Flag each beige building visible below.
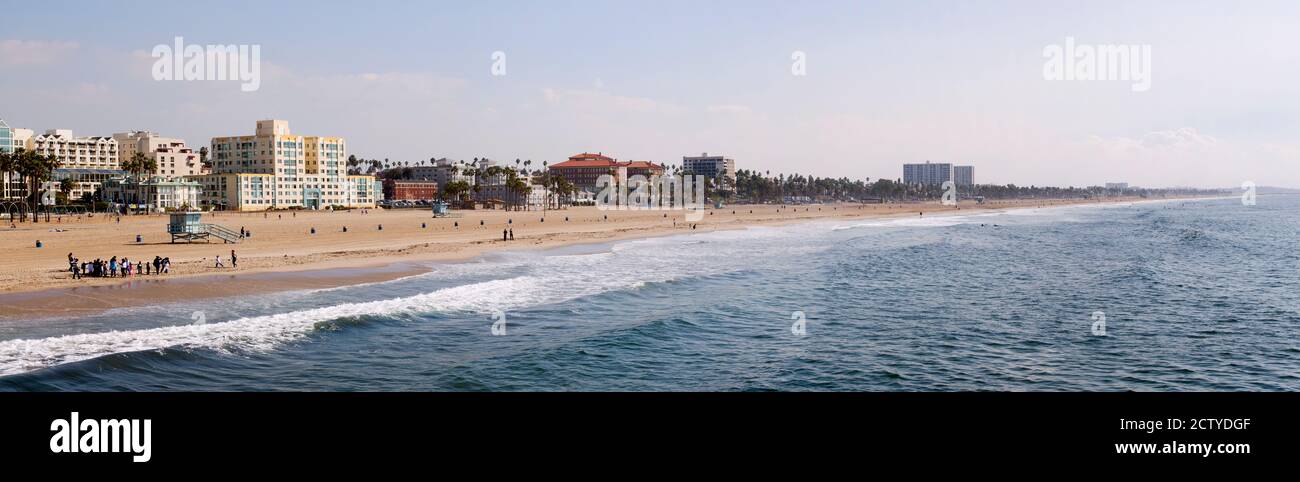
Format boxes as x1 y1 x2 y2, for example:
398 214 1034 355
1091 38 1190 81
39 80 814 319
113 131 206 178
192 120 380 210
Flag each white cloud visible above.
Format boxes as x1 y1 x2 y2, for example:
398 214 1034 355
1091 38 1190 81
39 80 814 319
0 40 79 66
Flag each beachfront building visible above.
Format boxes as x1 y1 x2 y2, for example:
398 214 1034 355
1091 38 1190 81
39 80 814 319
193 120 381 210
113 131 206 178
102 177 202 211
471 182 548 210
32 129 119 169
682 153 736 188
28 129 121 200
624 160 666 180
0 118 11 155
954 165 975 187
0 118 16 201
408 158 475 190
549 153 628 193
383 179 439 201
2 127 35 201
903 162 953 186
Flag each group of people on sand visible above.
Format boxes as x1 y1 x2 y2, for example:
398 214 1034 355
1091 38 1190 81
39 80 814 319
68 253 171 279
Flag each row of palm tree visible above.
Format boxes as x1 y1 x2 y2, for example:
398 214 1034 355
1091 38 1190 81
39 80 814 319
116 152 160 215
0 148 63 222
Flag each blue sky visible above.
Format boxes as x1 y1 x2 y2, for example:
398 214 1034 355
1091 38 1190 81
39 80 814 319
1 0 1297 187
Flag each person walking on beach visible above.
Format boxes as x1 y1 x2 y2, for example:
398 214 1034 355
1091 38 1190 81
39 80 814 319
163 257 171 273
231 250 238 268
509 228 514 241
153 256 161 275
503 228 508 241
215 254 225 268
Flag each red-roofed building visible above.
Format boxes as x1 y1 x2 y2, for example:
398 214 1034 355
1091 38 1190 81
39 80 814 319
550 153 667 193
623 160 665 179
550 152 626 192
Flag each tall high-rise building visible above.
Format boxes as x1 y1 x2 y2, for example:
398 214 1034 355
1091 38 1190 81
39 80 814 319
954 165 974 186
903 162 953 186
682 153 736 187
192 120 379 210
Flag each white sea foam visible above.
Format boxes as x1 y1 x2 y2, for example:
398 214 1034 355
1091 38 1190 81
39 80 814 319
0 234 749 376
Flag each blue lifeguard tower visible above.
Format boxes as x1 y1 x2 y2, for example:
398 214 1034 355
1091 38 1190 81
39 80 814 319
169 211 241 243
432 201 461 218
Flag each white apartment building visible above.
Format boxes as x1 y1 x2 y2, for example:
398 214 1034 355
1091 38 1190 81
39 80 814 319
29 129 121 200
682 153 737 188
113 131 206 178
102 177 202 212
193 120 380 210
31 129 119 170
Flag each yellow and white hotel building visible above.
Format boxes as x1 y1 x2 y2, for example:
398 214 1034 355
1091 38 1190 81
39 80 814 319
189 120 381 210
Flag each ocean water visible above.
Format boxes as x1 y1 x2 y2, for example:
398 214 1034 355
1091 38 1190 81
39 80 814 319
1 196 1298 391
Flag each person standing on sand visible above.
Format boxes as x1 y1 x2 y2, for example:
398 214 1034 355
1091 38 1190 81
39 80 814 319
231 250 238 268
503 229 508 241
153 256 161 275
509 228 514 241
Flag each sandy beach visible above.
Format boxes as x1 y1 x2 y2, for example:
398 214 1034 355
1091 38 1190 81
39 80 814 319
0 197 1158 318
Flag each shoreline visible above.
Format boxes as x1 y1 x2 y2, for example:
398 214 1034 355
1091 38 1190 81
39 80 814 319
0 196 1213 319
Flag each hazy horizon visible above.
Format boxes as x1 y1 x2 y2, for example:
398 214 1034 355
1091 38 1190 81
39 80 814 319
1 0 1297 189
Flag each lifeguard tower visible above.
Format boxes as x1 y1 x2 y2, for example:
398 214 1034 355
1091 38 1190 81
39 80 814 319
431 201 461 218
168 212 241 243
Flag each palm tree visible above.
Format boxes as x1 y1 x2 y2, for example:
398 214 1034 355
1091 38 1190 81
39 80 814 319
58 178 76 204
0 150 14 202
510 176 530 211
14 150 60 222
119 152 157 213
